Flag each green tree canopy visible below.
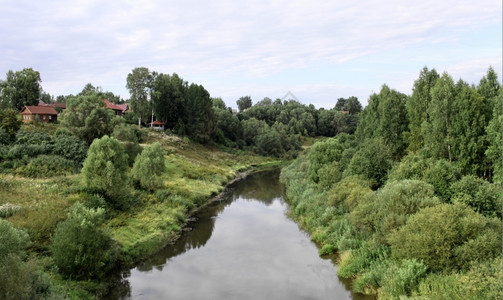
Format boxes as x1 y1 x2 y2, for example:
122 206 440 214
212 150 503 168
236 96 253 112
126 67 153 126
61 94 120 144
50 202 118 280
132 142 166 190
81 135 129 203
0 68 42 110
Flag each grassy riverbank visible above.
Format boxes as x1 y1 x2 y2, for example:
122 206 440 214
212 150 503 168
0 128 281 299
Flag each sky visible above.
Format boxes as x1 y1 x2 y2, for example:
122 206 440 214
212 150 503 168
0 0 501 109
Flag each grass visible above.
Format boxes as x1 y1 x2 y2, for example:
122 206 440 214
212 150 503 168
1 126 282 297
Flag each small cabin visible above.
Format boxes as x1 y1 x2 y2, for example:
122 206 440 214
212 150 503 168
104 99 129 116
148 120 165 130
20 106 58 123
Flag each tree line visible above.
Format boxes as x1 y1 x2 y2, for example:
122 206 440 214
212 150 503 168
280 66 502 299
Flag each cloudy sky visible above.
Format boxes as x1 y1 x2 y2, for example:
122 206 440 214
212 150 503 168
1 0 501 108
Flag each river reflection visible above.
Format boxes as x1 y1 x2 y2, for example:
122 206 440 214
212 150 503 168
106 170 372 300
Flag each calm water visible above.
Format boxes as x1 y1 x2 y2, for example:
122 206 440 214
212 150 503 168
106 169 372 300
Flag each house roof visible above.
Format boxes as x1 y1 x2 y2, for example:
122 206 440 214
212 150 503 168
148 121 165 125
38 101 66 109
104 99 128 112
52 102 67 109
21 106 58 115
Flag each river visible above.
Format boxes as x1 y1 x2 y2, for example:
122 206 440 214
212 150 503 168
106 169 372 299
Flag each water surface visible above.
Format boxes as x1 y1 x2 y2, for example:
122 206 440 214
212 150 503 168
107 170 371 300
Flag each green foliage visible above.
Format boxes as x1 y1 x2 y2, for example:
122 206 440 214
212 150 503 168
236 95 253 112
422 72 456 161
416 258 502 300
308 134 356 183
16 155 78 178
82 135 130 204
112 123 140 143
387 152 430 181
126 67 153 126
50 202 118 280
389 203 501 272
423 159 461 201
379 259 428 299
406 67 439 152
345 138 394 189
132 142 165 190
0 109 22 139
450 175 501 217
184 83 215 143
61 94 119 143
52 134 88 165
0 219 31 261
485 90 502 184
0 68 42 110
350 180 440 244
338 242 390 278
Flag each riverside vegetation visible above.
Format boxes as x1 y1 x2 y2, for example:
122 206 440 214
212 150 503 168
0 66 501 299
281 67 502 299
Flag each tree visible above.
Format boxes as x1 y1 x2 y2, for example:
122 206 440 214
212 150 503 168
236 96 252 112
151 73 187 132
345 138 394 189
81 135 129 203
449 81 487 175
0 109 21 139
0 68 42 110
422 72 456 161
50 202 118 280
185 84 215 142
61 94 119 143
126 67 153 126
132 142 165 190
406 67 439 152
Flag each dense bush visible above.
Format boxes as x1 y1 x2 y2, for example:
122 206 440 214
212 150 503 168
345 138 394 189
389 203 501 272
82 135 129 203
450 175 501 218
52 134 88 165
350 180 441 244
423 159 461 201
16 155 78 178
50 202 118 280
132 142 165 190
0 219 31 260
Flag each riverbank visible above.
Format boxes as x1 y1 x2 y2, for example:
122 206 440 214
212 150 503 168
280 142 502 300
0 129 283 299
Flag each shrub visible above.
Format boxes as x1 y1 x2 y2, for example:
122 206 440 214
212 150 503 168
50 202 118 280
52 134 88 165
132 142 165 190
423 159 461 201
344 138 394 189
389 203 501 272
379 259 428 298
0 219 31 261
82 135 129 203
0 128 10 145
450 175 502 218
338 242 390 279
0 108 21 139
350 180 441 244
16 155 78 178
112 123 140 143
